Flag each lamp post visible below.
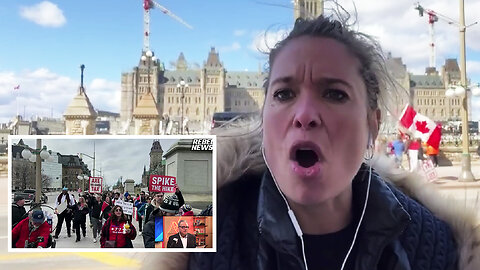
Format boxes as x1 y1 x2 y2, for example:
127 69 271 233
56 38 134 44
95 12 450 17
78 141 96 177
448 0 479 181
446 83 480 182
21 139 52 203
77 174 89 192
176 80 188 134
141 50 156 94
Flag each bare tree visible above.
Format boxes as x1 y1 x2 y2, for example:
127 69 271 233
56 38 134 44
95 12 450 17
42 174 52 190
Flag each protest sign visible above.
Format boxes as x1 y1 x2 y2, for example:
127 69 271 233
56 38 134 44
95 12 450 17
421 159 438 182
114 200 134 215
149 175 176 193
89 177 103 194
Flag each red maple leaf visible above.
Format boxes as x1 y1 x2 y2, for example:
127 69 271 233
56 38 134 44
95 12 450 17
415 121 430 133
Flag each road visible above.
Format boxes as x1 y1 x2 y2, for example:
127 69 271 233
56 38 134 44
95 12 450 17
43 192 145 248
2 163 480 269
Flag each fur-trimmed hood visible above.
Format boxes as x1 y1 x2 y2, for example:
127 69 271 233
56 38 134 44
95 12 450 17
141 124 480 269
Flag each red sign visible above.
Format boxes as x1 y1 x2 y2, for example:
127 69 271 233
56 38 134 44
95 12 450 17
149 175 176 193
89 177 103 194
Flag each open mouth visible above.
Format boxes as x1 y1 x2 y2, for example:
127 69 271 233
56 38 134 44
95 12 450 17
296 149 319 168
290 142 322 168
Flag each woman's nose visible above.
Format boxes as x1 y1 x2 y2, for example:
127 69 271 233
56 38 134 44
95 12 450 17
292 95 321 130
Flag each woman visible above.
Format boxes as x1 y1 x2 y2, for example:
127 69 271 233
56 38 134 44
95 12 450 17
72 197 89 242
146 15 479 270
100 205 136 248
145 17 480 270
100 196 112 224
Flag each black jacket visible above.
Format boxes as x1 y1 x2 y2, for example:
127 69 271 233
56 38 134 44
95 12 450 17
143 208 162 248
189 164 457 270
72 204 89 223
12 203 26 228
91 199 102 219
167 233 196 248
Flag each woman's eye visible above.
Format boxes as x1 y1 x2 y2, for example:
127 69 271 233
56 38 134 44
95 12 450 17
324 89 348 102
273 88 295 101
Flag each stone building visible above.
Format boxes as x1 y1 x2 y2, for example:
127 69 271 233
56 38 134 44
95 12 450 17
293 0 324 20
141 140 165 187
120 48 266 134
59 154 90 190
410 59 463 122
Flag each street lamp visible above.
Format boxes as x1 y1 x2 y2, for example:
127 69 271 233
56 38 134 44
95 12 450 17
453 0 479 182
21 139 52 203
176 80 188 134
78 141 96 177
77 174 89 192
141 50 156 94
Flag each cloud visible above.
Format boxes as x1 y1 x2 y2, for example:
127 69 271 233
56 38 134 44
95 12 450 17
218 42 241 53
250 29 290 54
233 29 247 37
467 61 480 78
20 1 66 27
0 69 120 124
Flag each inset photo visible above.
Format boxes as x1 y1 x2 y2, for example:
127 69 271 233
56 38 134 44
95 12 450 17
8 135 215 252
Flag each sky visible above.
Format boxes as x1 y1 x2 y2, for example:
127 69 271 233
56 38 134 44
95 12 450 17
0 0 480 123
17 138 177 187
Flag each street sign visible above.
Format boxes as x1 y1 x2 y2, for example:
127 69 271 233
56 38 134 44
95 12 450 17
89 177 103 194
149 175 176 193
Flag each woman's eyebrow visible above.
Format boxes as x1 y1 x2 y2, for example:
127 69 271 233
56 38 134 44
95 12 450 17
270 76 294 86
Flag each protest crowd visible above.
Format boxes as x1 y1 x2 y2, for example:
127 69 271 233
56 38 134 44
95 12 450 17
12 183 213 248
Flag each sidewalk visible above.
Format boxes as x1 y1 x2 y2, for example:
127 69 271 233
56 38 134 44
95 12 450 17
431 162 480 189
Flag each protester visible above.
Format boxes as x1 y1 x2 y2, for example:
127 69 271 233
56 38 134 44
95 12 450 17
407 136 421 172
72 197 89 242
426 143 440 167
166 220 196 248
181 15 479 270
391 134 405 168
12 210 50 248
180 204 194 216
143 194 181 248
90 194 102 243
135 191 147 234
145 192 162 223
100 196 113 224
12 195 26 228
124 192 134 222
100 205 136 248
54 187 75 239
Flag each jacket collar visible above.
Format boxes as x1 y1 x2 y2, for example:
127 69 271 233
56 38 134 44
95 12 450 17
257 164 411 266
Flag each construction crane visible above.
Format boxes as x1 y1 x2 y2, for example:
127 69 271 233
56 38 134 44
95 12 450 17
414 3 455 69
414 2 478 70
142 0 193 53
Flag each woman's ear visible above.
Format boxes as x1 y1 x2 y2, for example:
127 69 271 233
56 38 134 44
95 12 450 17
369 109 381 142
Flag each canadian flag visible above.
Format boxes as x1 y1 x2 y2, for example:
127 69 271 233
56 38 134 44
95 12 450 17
399 105 442 150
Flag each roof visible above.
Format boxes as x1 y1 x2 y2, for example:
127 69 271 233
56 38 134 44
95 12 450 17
226 71 266 89
410 75 444 89
164 70 201 85
205 47 222 68
97 110 120 117
132 92 160 117
443 59 460 73
64 88 97 118
385 57 407 79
